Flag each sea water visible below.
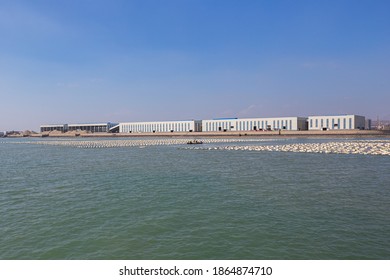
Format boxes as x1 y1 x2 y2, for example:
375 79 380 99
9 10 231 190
1 137 389 259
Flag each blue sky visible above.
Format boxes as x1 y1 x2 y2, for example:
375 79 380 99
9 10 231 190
1 0 389 131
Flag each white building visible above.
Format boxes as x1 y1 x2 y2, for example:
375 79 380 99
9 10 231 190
202 117 308 132
40 114 369 134
308 115 366 130
118 120 202 133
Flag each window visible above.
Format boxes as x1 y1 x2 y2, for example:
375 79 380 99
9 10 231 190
310 119 313 128
315 119 318 128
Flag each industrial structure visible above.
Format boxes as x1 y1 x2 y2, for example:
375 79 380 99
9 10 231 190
202 117 308 132
117 120 202 133
40 122 118 133
40 115 370 134
307 115 366 130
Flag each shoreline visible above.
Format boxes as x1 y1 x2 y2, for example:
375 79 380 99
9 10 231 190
9 129 390 138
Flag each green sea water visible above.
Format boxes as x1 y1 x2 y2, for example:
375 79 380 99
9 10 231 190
1 137 389 259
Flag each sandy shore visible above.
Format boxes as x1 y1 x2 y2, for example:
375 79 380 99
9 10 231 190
31 129 390 138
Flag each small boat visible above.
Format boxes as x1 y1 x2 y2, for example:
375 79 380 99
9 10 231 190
187 140 203 145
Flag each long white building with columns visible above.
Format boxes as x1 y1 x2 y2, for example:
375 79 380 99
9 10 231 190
40 114 370 134
308 115 366 130
118 120 202 133
202 117 308 132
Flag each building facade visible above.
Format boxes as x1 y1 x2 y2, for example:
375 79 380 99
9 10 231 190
365 119 372 130
119 120 202 133
67 123 118 133
40 114 369 134
202 117 308 132
308 115 366 130
40 122 117 133
40 124 68 133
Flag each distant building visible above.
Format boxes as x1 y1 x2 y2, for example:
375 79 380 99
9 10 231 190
67 122 118 133
202 117 308 132
372 119 390 130
40 122 118 133
118 120 202 133
40 114 369 134
365 119 372 130
40 124 68 133
308 115 365 130
0 131 5 137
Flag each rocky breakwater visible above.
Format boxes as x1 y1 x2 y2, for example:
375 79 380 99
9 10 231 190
185 140 390 156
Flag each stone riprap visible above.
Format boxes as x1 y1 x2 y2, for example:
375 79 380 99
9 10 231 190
185 140 390 156
4 139 390 156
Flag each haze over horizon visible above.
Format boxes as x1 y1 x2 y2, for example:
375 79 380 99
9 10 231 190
1 0 389 131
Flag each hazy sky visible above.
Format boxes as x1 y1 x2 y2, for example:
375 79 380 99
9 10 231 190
1 0 389 131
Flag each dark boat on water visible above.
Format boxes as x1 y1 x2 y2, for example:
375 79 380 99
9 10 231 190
187 140 203 144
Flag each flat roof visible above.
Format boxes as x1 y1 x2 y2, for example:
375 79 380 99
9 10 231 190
40 124 66 127
41 122 118 128
308 115 364 118
212 118 238 120
68 123 114 126
204 116 306 121
119 120 196 124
